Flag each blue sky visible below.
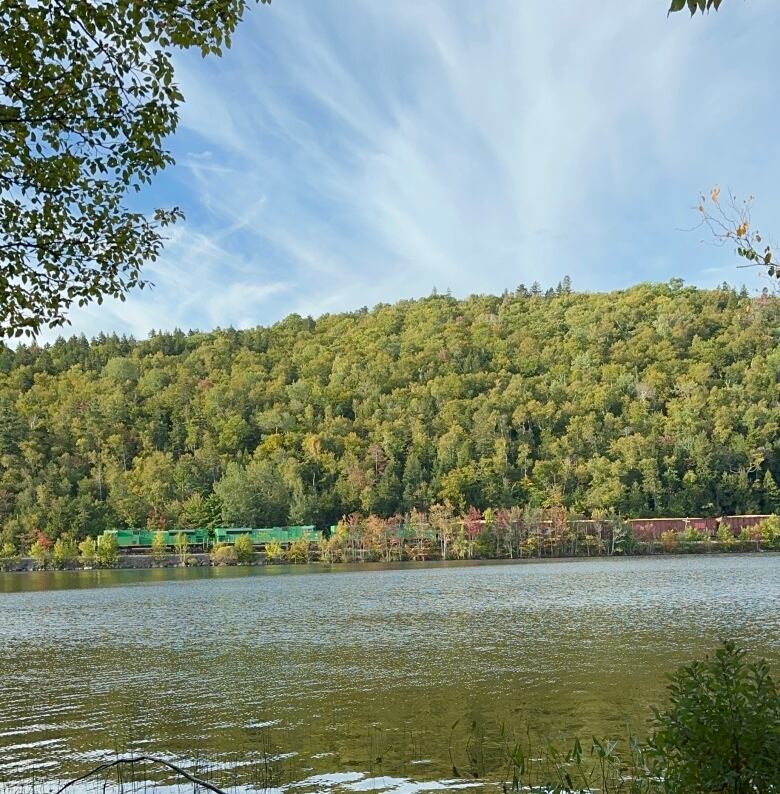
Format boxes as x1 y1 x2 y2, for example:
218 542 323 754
47 0 780 342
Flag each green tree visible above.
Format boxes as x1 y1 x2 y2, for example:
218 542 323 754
650 640 780 794
179 493 219 529
78 535 97 566
28 530 52 569
233 534 255 564
127 451 177 527
264 539 284 563
215 460 289 527
715 522 735 548
151 530 167 562
96 532 118 567
0 284 777 531
762 470 780 513
429 502 454 560
287 537 310 564
0 0 270 337
52 533 78 568
174 530 188 564
29 539 49 568
0 541 17 570
757 514 780 549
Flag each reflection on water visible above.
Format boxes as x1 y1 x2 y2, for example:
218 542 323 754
1 555 778 789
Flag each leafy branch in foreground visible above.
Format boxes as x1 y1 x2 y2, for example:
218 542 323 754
0 1 269 338
696 186 779 280
668 0 724 15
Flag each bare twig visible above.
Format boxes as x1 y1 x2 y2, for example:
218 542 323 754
54 755 228 794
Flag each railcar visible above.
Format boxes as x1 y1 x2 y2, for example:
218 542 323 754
100 528 210 550
97 525 323 552
212 525 322 546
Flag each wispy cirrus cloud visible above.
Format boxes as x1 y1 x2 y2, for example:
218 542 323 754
40 0 780 343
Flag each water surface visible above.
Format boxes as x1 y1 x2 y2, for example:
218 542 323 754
1 555 778 790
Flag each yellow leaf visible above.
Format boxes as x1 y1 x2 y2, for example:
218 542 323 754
711 186 721 202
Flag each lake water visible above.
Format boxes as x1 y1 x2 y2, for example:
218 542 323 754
1 555 778 792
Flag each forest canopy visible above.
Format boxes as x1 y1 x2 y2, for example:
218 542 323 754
0 281 778 547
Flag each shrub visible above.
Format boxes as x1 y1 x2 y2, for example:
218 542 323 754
174 531 189 563
738 526 758 548
151 530 167 562
287 537 310 564
522 534 539 557
650 640 780 794
264 539 284 563
498 642 779 794
757 514 780 549
53 534 79 568
210 543 237 566
715 522 735 547
78 536 97 566
29 538 52 569
680 526 707 544
317 537 332 563
581 534 603 556
0 542 18 571
96 533 118 567
659 529 678 552
233 534 256 564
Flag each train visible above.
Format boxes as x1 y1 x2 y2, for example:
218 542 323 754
604 514 770 541
96 514 771 554
98 525 323 552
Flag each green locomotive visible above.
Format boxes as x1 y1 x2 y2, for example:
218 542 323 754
96 525 322 552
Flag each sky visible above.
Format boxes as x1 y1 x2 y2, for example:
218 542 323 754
41 0 780 342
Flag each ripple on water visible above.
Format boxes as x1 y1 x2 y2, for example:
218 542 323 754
0 555 778 788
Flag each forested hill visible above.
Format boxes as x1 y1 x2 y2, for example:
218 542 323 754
1 281 779 544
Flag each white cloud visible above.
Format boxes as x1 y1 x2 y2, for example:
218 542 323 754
38 0 780 342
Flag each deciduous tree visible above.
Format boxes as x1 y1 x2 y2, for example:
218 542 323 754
0 0 269 337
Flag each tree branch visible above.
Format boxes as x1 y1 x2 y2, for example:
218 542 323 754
54 754 228 794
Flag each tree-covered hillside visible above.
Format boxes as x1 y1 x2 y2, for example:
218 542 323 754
1 281 778 546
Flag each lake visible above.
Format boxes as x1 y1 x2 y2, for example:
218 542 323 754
1 555 778 792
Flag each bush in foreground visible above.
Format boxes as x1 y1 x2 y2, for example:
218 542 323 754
650 640 779 794
499 641 779 794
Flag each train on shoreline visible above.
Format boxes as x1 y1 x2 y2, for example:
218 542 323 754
96 514 771 553
98 525 323 552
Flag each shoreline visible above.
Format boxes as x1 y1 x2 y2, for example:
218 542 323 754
1 543 775 574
